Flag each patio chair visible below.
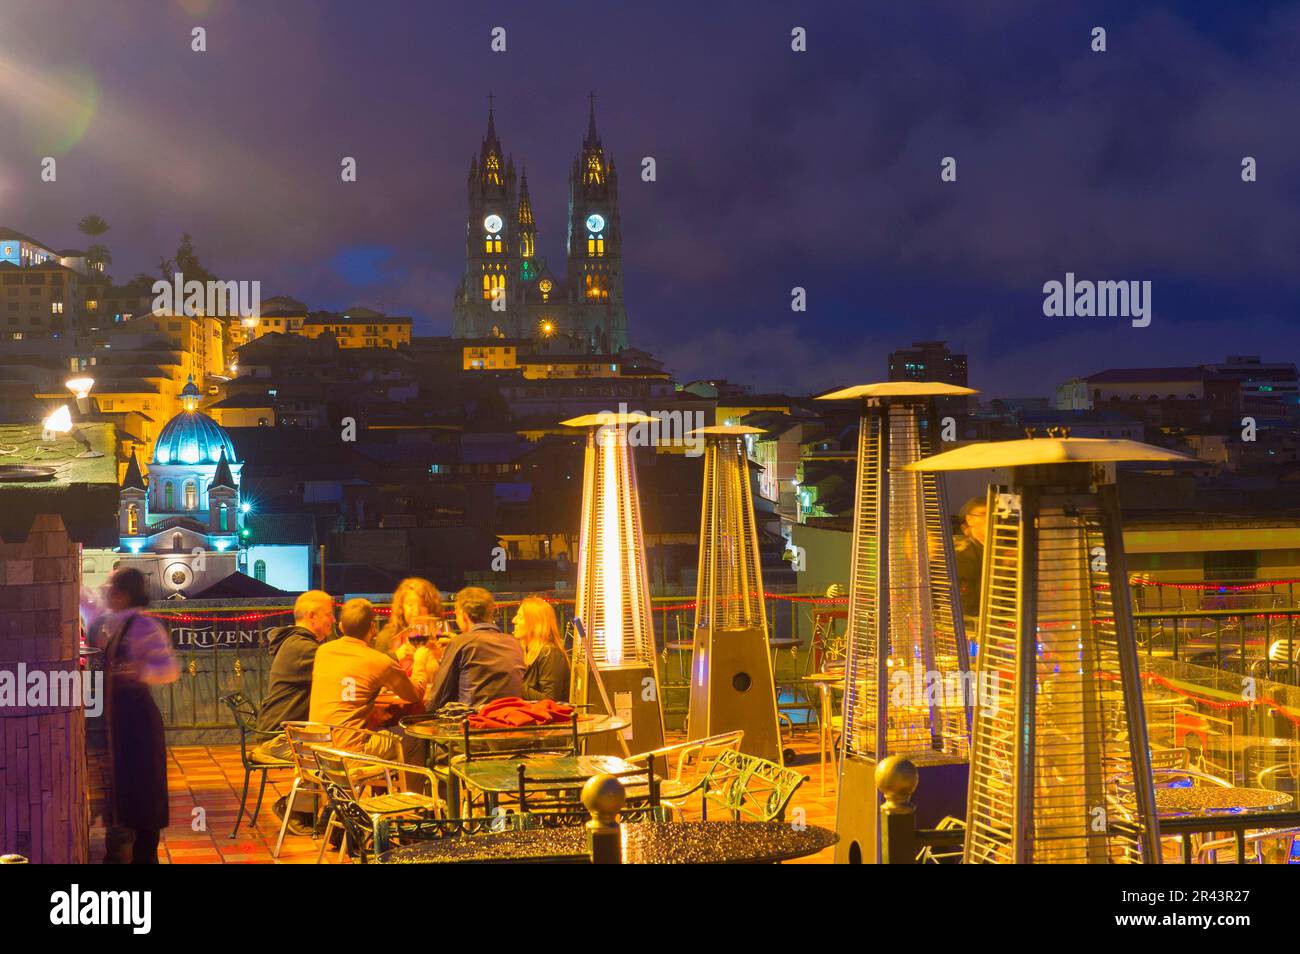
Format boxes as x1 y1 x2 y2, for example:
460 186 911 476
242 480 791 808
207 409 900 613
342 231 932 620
219 691 294 838
272 721 393 858
698 749 808 824
450 715 582 817
512 755 662 829
312 747 447 863
626 730 744 818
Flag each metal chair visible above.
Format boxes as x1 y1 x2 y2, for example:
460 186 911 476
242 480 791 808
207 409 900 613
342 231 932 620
312 747 446 864
698 749 808 823
512 756 661 829
219 691 294 838
626 730 744 817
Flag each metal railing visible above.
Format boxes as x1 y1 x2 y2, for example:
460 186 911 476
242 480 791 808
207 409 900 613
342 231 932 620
1133 607 1300 684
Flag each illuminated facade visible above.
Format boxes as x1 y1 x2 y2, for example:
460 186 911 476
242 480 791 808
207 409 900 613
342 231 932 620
112 377 243 598
453 99 629 352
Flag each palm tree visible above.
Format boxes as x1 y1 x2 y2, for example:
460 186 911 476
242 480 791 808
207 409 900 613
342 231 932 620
77 214 111 271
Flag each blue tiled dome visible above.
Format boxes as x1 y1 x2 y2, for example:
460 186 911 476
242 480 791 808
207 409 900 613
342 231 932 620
153 379 238 466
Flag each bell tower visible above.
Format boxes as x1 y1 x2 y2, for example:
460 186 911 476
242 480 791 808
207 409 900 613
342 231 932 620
566 94 628 353
454 97 522 339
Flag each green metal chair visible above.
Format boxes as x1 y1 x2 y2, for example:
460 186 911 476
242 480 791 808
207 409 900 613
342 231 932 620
219 691 294 838
698 749 808 823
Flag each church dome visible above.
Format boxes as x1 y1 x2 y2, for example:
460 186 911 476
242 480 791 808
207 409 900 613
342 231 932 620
152 377 238 466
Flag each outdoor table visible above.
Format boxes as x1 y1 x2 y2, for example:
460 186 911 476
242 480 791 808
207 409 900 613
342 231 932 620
1154 785 1292 815
802 672 844 796
375 820 838 864
402 715 630 811
402 713 627 744
452 752 638 816
1204 734 1300 754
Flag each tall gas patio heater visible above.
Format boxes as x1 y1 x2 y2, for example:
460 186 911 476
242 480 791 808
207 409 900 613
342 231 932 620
563 412 665 756
907 433 1186 863
688 425 782 762
817 382 977 864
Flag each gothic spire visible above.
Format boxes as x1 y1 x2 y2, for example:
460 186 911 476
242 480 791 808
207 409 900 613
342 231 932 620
122 447 145 491
211 449 235 490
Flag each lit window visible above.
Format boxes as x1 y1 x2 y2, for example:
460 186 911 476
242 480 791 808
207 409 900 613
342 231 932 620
587 234 604 257
184 480 198 510
485 234 502 254
127 505 139 535
254 560 267 582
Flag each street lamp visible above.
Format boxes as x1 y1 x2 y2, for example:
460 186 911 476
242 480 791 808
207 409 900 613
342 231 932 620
65 377 94 415
42 405 103 459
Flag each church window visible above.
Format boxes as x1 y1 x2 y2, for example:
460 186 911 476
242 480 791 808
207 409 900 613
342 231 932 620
127 505 139 535
585 273 608 302
585 153 603 185
484 233 502 254
172 532 183 551
484 153 502 185
253 560 267 583
164 482 174 510
520 233 534 258
482 273 506 301
184 480 198 510
587 233 605 257
219 502 229 532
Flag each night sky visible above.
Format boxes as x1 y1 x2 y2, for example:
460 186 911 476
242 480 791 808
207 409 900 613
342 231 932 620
4 0 1300 397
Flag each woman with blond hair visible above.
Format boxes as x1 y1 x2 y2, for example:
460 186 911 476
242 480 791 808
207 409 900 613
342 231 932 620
513 596 570 702
376 577 445 675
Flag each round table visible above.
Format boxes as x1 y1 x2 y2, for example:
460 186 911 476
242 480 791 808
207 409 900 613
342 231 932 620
1154 786 1292 815
401 713 628 743
376 820 838 865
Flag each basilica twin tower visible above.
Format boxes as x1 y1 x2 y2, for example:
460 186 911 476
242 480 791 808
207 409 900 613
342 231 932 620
452 98 629 353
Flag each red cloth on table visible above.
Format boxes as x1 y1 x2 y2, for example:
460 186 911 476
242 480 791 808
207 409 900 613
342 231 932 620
467 696 574 729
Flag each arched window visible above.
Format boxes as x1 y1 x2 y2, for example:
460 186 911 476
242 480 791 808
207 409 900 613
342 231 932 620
164 481 174 510
253 560 267 583
184 479 198 510
481 273 506 301
219 502 229 532
587 233 604 257
484 234 502 254
172 532 183 551
127 505 139 535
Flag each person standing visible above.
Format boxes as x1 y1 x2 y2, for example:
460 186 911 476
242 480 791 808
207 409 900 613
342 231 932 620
513 596 570 702
98 568 179 864
954 496 988 627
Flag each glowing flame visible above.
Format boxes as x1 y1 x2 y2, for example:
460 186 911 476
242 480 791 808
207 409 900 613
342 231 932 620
601 426 623 664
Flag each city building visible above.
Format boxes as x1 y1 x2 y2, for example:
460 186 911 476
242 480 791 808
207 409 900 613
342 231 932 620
93 376 310 598
888 340 969 387
453 99 629 352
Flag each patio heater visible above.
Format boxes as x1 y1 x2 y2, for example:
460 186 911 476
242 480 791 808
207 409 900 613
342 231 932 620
817 382 976 864
907 434 1187 863
563 412 665 756
688 425 782 762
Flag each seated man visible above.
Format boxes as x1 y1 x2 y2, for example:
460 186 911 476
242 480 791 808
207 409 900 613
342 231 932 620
253 590 336 832
428 587 525 711
309 598 430 764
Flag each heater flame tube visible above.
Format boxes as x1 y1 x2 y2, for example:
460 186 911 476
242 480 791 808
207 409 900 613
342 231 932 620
600 425 624 665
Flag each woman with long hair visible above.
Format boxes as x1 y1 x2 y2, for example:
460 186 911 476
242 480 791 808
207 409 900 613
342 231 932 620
512 596 570 702
98 568 179 863
375 577 445 674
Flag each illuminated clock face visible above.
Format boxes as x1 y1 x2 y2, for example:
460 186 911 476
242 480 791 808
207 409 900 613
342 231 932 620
483 214 503 234
585 213 605 233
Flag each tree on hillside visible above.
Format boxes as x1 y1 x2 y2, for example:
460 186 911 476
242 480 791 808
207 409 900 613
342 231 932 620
77 214 111 271
174 233 218 284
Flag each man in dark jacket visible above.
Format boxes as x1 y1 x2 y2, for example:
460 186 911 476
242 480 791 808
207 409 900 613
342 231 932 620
953 497 987 631
428 587 525 710
253 590 335 832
